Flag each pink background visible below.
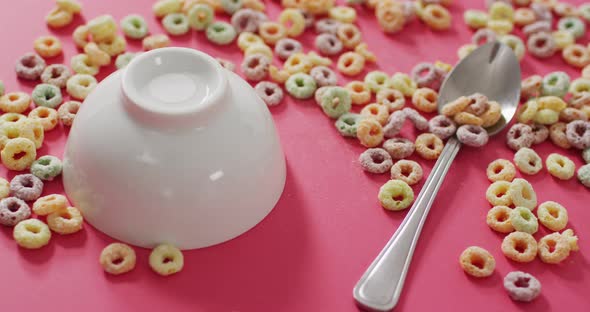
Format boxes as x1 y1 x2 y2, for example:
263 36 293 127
0 0 588 311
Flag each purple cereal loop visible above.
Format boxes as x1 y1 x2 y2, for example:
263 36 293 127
531 3 552 23
310 66 338 87
15 53 46 81
570 92 590 108
274 38 303 61
383 110 407 138
506 123 535 151
358 148 393 174
40 64 72 88
503 271 542 302
0 197 31 226
241 53 270 81
383 138 415 159
466 93 489 116
472 29 497 45
531 124 549 144
457 124 489 147
566 120 590 149
403 107 429 131
315 19 341 35
255 81 284 106
315 33 343 56
231 9 266 33
411 62 437 88
523 21 551 37
527 32 556 58
429 115 457 140
10 174 44 202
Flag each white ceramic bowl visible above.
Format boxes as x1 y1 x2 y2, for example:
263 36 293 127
62 47 286 250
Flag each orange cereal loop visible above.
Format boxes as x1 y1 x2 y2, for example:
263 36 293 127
1 138 36 171
441 96 469 116
46 7 74 28
486 181 512 206
361 104 390 126
486 158 516 182
337 52 366 76
376 3 405 34
28 107 59 132
356 118 384 148
459 246 496 278
258 22 286 46
337 24 362 50
411 88 438 113
32 194 68 216
100 243 137 275
562 44 590 68
47 206 83 234
34 36 63 58
355 43 377 63
501 231 538 263
415 133 444 160
486 206 515 233
454 112 484 126
537 232 572 264
0 92 31 114
346 81 371 105
421 4 451 31
480 101 502 127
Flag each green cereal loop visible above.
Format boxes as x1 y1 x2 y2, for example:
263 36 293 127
121 14 149 39
378 179 414 211
387 72 416 97
32 83 62 108
286 73 317 100
115 52 137 70
557 17 586 40
206 22 237 45
578 164 590 187
320 86 351 119
335 113 362 137
162 13 190 36
499 35 524 60
509 207 539 234
364 71 390 93
583 148 590 164
579 4 590 23
30 155 62 181
221 0 242 15
569 78 590 96
463 9 488 29
0 80 4 97
541 71 570 98
188 4 214 31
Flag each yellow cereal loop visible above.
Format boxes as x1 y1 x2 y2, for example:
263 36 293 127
84 43 111 67
552 31 574 50
489 2 514 21
481 101 502 127
508 178 537 210
47 206 84 235
269 65 290 84
87 15 118 43
242 0 265 11
33 194 69 216
237 32 264 51
20 118 45 149
307 51 332 67
486 181 512 207
72 25 91 49
378 179 414 211
337 23 362 50
0 92 31 114
46 8 73 29
278 9 306 37
355 43 377 63
71 54 99 76
346 81 371 105
284 53 312 74
337 52 366 76
537 201 568 231
545 153 575 180
487 19 513 35
0 123 36 150
422 4 451 31
387 73 417 97
244 43 273 60
0 178 9 199
149 244 184 276
28 107 59 132
56 0 82 14
100 243 137 275
329 6 357 24
301 0 334 15
13 219 51 249
537 96 567 112
434 61 453 73
258 22 286 46
517 99 539 123
153 0 183 18
1 138 36 171
97 36 127 57
533 108 559 125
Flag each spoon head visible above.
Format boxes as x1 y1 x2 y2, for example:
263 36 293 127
438 42 521 136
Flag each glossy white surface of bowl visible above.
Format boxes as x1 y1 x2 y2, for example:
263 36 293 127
62 47 286 250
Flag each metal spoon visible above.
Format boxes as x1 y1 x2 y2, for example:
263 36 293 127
353 42 521 311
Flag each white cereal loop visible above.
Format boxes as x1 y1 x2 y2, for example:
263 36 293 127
508 178 537 211
513 147 542 175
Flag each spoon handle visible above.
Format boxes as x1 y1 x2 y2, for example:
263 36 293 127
353 137 462 311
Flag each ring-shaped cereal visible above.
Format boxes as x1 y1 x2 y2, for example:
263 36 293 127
562 106 590 122
72 25 90 49
411 87 438 113
486 205 514 233
404 108 428 131
383 138 414 159
187 4 214 31
486 180 512 207
486 159 516 182
364 71 389 94
329 6 356 23
552 30 574 51
549 122 571 149
517 100 539 124
358 148 393 174
1 138 36 171
258 22 286 45
415 133 444 160
142 34 171 51
41 64 72 89
501 231 538 263
337 52 365 76
345 81 371 105
335 113 362 137
487 19 514 35
513 147 542 175
100 243 137 275
15 53 46 81
241 53 270 81
489 1 513 21
428 115 456 140
456 125 489 147
388 73 417 97
390 160 423 185
28 107 58 132
459 246 496 278
46 8 73 29
541 74 570 100
546 153 575 180
0 197 31 226
480 101 502 127
278 9 305 37
514 8 535 27
315 33 343 56
336 23 362 50
382 110 406 138
315 18 341 34
47 206 83 235
13 219 51 249
32 84 62 109
506 123 534 151
533 108 559 125
357 118 384 148
320 87 351 119
121 14 150 39
454 112 484 126
10 173 44 201
521 76 542 100
537 201 568 231
237 32 263 51
34 36 62 58
562 44 590 68
503 271 542 302
509 207 538 234
310 66 338 88
286 72 317 100
463 9 488 29
377 88 405 112
254 81 283 107
30 155 62 181
0 92 31 114
421 4 451 31
527 32 557 59
32 194 68 216
566 120 590 149
149 244 184 276
378 179 414 211
58 101 80 127
84 43 111 67
376 3 405 34
537 232 572 264
361 104 389 126
441 96 469 117
508 178 537 210
283 53 312 75
499 35 525 61
355 43 377 63
96 35 127 57
70 54 99 76
66 74 97 100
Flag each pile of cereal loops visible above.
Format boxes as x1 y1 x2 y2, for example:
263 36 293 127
0 0 587 281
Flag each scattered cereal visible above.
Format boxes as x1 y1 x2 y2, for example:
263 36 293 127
47 206 83 235
10 174 43 202
503 271 541 302
486 205 514 233
32 194 68 216
502 231 538 263
514 147 542 175
378 179 414 211
13 219 51 249
0 197 30 227
459 246 496 278
100 243 137 275
149 244 184 276
390 160 423 185
359 148 393 174
486 159 516 182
